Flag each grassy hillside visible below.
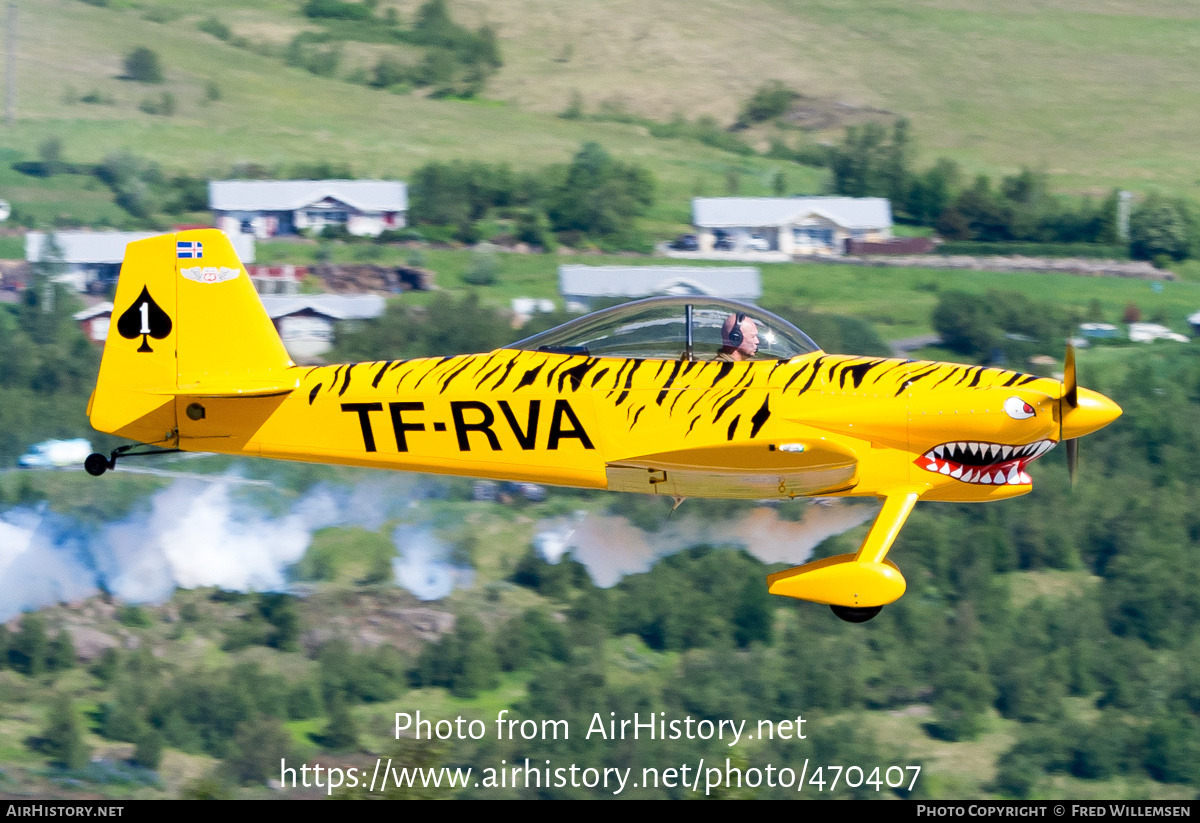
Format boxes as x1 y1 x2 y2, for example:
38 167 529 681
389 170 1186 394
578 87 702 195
0 0 824 233
435 0 1200 196
2 0 1199 233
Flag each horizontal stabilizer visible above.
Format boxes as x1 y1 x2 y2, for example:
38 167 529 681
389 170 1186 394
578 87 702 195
163 379 299 398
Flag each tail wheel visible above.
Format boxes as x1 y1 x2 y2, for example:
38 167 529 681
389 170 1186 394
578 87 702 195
84 453 110 477
830 605 882 623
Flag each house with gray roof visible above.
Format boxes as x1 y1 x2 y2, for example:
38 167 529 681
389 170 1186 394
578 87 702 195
691 196 892 256
26 230 255 292
259 293 386 359
210 180 407 239
559 265 760 311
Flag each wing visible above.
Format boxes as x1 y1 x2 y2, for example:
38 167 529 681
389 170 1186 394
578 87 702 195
604 437 858 499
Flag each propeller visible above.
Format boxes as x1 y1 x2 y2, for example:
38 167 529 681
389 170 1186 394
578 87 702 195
1060 344 1079 485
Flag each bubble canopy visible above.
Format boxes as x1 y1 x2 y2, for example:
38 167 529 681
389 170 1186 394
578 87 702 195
508 297 821 361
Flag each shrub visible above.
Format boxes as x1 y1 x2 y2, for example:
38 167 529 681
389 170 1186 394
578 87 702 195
303 0 374 21
737 80 799 126
138 92 175 116
197 16 231 40
79 88 114 105
462 253 498 286
123 48 164 83
284 34 341 77
370 55 410 89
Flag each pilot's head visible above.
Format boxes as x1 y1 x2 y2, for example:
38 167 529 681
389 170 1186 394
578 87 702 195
720 313 759 360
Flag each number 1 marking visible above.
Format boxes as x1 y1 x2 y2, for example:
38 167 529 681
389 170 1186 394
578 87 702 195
139 302 150 334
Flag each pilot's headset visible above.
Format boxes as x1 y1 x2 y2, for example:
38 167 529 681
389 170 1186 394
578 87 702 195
727 312 747 347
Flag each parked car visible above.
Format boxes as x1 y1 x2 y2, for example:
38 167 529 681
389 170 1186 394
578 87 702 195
744 236 771 252
670 234 699 251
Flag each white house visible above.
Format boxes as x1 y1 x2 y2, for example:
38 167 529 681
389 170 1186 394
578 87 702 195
26 231 255 292
259 294 385 359
210 180 408 239
692 197 892 256
73 302 114 343
559 265 761 311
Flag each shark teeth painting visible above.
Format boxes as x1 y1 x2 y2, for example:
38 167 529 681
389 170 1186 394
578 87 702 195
915 439 1056 485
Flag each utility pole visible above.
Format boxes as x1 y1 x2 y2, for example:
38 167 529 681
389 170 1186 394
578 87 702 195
5 2 14 126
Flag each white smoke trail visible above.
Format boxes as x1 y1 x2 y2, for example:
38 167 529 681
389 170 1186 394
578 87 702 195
0 473 878 619
533 501 879 587
0 472 465 620
391 525 473 601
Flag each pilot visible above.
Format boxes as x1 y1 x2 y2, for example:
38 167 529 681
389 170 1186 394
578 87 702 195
716 313 760 361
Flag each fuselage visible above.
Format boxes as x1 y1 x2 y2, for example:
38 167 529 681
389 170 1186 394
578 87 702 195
177 348 1103 503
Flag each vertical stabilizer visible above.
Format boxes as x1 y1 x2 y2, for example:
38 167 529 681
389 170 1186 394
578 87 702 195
89 229 294 446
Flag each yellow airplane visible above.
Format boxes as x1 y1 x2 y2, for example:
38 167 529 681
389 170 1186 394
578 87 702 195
86 230 1121 622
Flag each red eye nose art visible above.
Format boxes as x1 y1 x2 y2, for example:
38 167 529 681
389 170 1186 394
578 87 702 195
1004 396 1036 420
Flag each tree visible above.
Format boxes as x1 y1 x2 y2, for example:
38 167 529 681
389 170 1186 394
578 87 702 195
882 118 913 211
931 292 997 356
733 576 773 647
930 647 994 741
906 158 960 226
545 142 654 244
413 0 455 43
133 727 164 770
47 629 75 672
10 612 49 676
937 175 1013 241
38 137 66 176
318 695 359 751
830 122 889 198
39 694 91 769
449 615 500 697
1129 194 1191 262
257 593 300 652
124 48 164 83
225 716 292 782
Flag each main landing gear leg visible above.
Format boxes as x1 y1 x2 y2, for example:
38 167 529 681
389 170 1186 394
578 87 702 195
833 489 920 623
767 488 922 623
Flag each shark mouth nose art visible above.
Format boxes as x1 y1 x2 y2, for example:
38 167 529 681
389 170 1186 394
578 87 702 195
914 439 1056 485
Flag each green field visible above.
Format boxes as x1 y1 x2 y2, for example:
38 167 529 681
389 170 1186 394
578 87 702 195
258 239 1200 342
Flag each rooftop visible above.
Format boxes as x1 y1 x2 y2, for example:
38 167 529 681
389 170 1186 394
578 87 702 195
692 197 892 229
560 265 761 300
259 293 385 321
210 180 407 213
26 231 255 265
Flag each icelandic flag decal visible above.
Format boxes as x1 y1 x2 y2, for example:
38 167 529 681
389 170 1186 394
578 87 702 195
176 241 203 259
